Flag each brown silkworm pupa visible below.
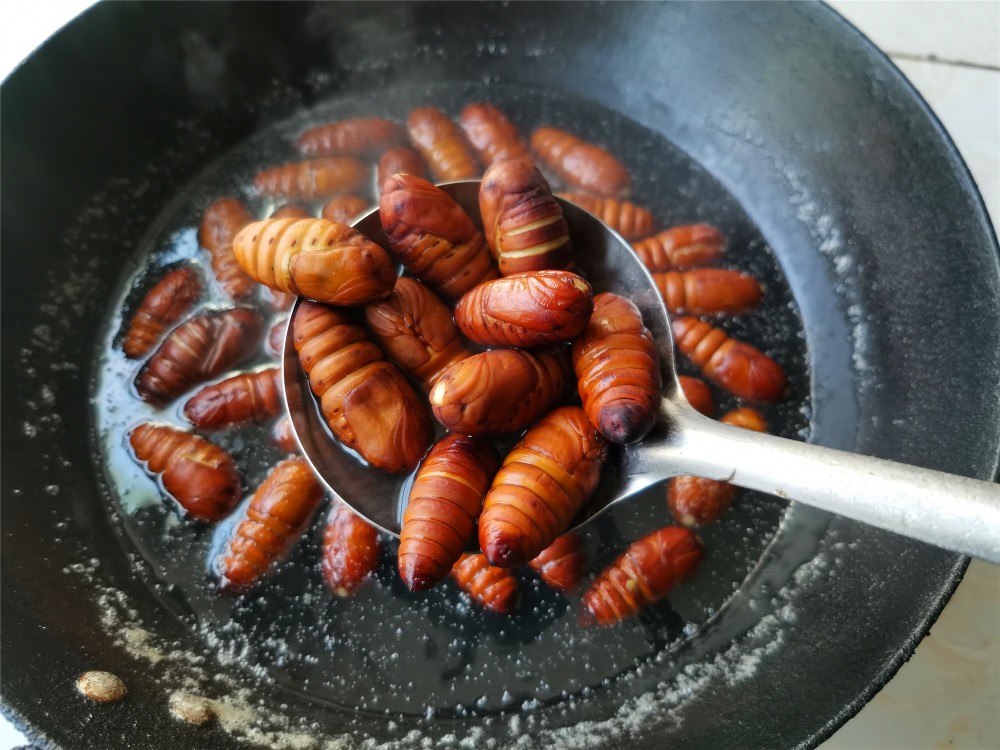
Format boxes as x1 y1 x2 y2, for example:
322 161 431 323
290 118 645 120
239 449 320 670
478 406 607 567
398 434 500 591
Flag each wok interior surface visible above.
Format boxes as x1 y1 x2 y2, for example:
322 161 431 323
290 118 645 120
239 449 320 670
2 3 998 749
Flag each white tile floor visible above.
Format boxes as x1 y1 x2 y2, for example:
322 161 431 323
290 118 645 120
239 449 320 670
830 0 1000 227
831 0 1000 69
1 3 998 748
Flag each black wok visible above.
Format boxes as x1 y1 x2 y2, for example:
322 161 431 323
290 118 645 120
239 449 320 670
2 3 998 748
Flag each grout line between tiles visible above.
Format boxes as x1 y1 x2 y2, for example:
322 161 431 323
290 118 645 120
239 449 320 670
885 51 1000 72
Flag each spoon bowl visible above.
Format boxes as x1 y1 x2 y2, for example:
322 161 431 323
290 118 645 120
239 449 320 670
281 180 676 536
283 180 1000 561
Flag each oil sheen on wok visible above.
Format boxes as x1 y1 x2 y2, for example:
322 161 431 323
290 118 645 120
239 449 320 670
91 81 810 717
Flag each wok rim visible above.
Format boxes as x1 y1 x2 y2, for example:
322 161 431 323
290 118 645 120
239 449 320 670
799 4 997 746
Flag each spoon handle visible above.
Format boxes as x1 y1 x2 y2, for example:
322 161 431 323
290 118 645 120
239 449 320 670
631 402 1000 563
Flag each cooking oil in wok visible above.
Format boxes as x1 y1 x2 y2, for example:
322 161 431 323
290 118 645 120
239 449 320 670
91 81 812 719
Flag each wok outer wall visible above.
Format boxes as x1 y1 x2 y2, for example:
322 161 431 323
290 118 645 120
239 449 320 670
1 3 998 749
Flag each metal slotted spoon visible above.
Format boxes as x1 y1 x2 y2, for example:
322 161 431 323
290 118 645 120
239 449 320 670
283 180 1000 563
